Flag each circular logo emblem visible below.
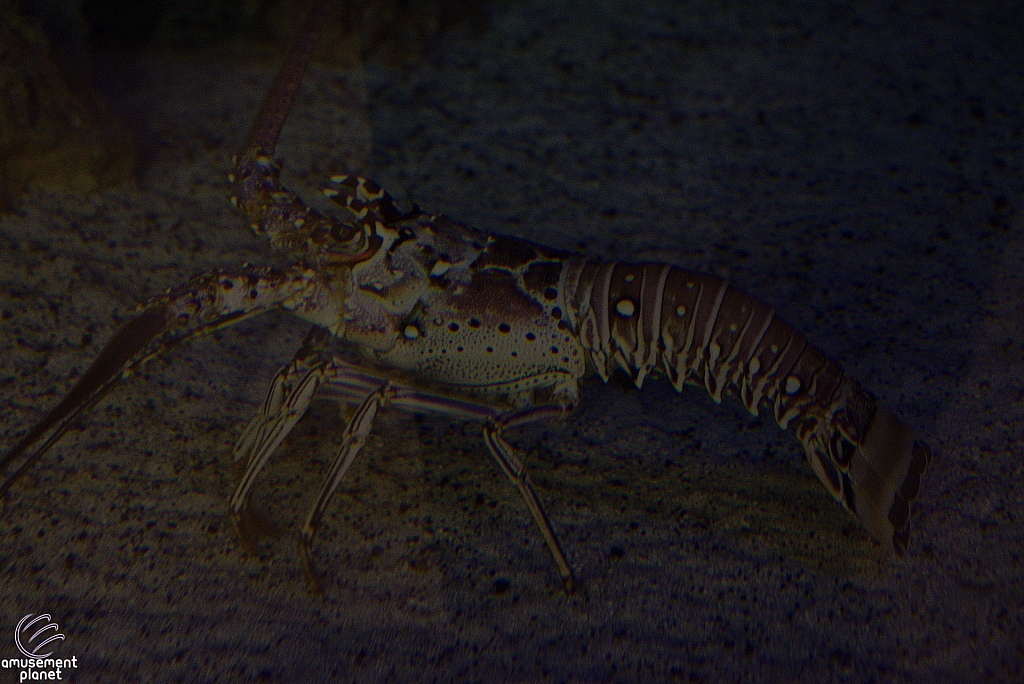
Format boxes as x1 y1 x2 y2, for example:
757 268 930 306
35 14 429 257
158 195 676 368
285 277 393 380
15 614 65 659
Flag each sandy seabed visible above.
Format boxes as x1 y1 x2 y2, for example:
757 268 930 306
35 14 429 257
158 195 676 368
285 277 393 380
1 1 1022 682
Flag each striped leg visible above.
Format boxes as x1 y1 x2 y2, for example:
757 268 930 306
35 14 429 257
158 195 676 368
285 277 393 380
230 327 333 514
483 404 577 592
297 359 584 590
299 382 395 593
231 349 581 590
231 354 506 529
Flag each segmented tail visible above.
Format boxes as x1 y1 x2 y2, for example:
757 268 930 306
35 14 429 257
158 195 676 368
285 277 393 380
565 260 932 554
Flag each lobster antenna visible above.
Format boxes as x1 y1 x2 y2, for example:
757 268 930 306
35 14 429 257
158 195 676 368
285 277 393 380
245 0 336 156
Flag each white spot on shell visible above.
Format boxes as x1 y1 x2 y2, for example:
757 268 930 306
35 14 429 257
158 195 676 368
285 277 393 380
625 274 635 282
615 299 635 317
676 305 686 317
322 188 339 198
728 323 737 332
748 357 761 375
785 376 801 394
404 325 420 339
330 175 348 183
770 344 779 354
430 261 452 277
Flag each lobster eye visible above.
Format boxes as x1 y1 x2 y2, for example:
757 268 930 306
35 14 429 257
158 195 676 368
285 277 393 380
330 222 363 250
326 220 383 264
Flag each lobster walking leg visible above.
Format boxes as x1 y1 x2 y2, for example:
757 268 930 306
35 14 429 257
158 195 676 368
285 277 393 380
483 404 577 591
229 343 582 588
230 349 506 516
230 329 333 512
299 382 395 592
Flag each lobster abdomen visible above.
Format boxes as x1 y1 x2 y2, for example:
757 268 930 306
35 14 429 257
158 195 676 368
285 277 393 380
565 260 931 555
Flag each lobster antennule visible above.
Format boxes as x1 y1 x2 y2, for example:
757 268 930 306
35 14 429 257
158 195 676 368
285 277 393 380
570 260 932 553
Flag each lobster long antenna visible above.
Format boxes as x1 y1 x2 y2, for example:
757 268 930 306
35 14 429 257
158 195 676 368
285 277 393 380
245 0 336 156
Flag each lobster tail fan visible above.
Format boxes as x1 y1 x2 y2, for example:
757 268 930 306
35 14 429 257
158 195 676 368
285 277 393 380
795 378 933 555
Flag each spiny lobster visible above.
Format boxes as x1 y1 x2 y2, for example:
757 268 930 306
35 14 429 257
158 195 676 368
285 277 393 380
0 0 931 592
